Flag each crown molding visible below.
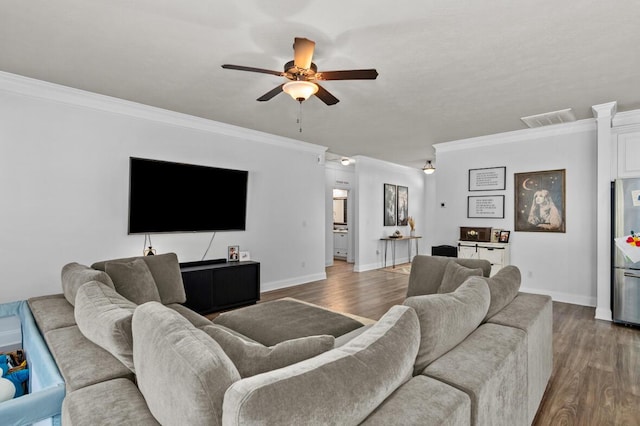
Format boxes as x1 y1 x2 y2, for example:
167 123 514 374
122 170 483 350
0 71 327 155
434 119 596 154
613 109 640 128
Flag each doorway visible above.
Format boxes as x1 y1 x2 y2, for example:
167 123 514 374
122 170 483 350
332 188 354 268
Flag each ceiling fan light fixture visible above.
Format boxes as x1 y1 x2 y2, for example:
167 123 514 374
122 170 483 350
341 157 351 166
283 81 318 102
423 160 435 175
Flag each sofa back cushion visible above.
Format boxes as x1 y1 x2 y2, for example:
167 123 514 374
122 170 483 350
93 253 186 305
61 262 115 306
404 278 490 375
437 261 484 294
406 255 491 297
74 281 137 371
201 324 335 377
103 258 161 305
133 302 240 426
480 265 521 320
222 305 419 426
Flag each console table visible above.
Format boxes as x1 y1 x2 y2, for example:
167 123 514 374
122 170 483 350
180 260 260 315
380 236 422 268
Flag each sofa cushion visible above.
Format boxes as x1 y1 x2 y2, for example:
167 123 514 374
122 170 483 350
133 302 240 426
61 262 115 306
423 323 528 426
74 281 137 372
437 261 483 294
93 253 186 304
406 255 491 297
62 378 160 426
404 278 490 375
361 375 471 426
104 258 161 305
487 292 553 424
478 265 522 320
28 294 76 333
167 303 213 328
222 305 420 426
44 325 134 392
201 324 335 377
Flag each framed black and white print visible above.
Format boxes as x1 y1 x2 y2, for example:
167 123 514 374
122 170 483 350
397 186 408 226
469 167 506 191
384 184 397 226
467 195 505 219
514 169 566 233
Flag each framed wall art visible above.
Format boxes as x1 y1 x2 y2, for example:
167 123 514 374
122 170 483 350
383 183 397 226
467 195 505 219
469 166 506 191
514 169 566 233
397 185 408 226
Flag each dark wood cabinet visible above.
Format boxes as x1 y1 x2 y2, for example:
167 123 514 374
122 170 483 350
180 260 260 315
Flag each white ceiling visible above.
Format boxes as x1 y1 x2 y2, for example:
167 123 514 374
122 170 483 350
1 1 639 168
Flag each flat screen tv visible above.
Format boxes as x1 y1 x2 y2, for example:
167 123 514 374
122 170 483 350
128 157 248 234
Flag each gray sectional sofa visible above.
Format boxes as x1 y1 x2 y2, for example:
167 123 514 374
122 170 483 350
27 253 552 425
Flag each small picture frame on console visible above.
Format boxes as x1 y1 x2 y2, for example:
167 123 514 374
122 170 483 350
228 245 240 262
239 251 250 261
499 231 510 243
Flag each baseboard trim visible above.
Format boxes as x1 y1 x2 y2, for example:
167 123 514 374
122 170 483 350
261 272 327 293
595 307 613 322
520 286 596 307
355 257 411 273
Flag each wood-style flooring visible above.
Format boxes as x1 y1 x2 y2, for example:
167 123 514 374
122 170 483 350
255 260 640 426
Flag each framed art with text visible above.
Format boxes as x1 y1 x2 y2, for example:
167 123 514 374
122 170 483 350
469 166 506 191
384 183 397 226
514 169 566 232
467 195 505 219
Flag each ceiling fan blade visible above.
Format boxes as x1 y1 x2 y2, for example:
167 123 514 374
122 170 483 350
293 37 315 70
314 83 339 105
222 64 285 77
257 84 284 101
315 69 379 80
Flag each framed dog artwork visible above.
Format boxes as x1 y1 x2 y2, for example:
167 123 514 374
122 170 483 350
514 169 566 233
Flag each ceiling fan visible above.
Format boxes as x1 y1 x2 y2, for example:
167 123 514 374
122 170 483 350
222 37 378 105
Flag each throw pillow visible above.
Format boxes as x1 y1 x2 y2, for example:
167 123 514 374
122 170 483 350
437 261 483 294
74 281 137 372
132 302 240 426
480 265 522 321
104 258 161 305
201 324 335 377
222 305 420 426
61 262 115 306
404 278 490 375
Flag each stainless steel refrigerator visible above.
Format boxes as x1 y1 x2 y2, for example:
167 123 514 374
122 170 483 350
613 178 640 326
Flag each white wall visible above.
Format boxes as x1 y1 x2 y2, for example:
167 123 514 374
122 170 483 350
431 121 598 306
354 156 426 271
0 73 327 303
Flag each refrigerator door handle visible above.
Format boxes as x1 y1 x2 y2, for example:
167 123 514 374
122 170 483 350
623 271 640 279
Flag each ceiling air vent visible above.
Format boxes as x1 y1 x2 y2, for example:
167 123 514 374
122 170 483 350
520 108 576 128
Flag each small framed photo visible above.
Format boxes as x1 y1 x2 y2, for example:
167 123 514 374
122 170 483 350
491 228 502 243
239 251 250 261
499 231 511 243
228 245 240 262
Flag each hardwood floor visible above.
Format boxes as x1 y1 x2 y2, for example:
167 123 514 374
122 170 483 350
257 260 640 426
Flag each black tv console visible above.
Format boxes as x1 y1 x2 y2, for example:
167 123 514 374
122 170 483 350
180 260 260 315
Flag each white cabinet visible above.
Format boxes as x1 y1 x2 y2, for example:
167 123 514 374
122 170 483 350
617 131 640 178
334 232 348 258
457 241 510 276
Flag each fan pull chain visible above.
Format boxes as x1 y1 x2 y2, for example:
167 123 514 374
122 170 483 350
297 101 303 132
